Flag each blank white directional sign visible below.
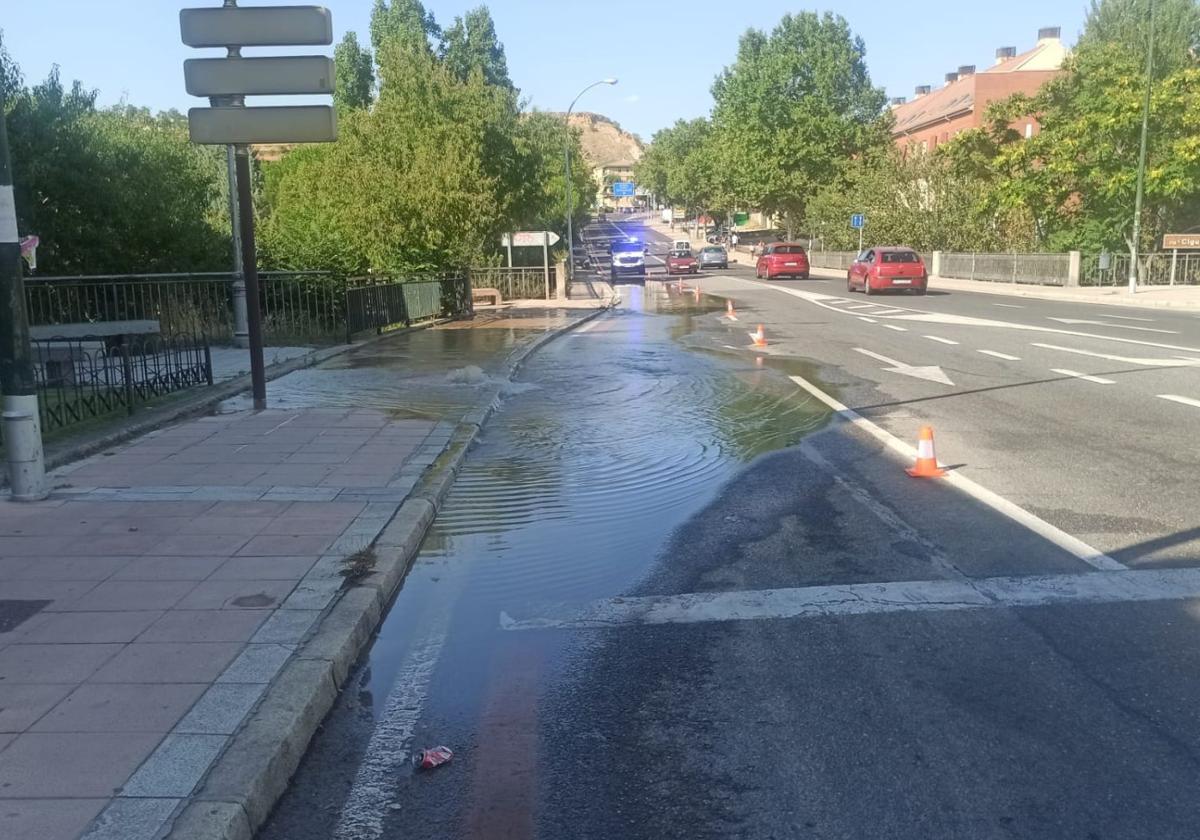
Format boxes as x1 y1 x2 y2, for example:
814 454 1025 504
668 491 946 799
185 56 334 97
188 105 337 145
180 6 333 48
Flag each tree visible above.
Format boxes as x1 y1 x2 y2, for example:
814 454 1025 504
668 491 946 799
709 12 890 232
370 0 440 58
1079 0 1200 74
636 118 729 221
0 30 21 104
334 31 374 112
440 6 513 90
5 67 227 274
509 111 595 238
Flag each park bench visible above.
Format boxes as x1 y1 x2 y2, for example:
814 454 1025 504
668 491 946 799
471 287 503 306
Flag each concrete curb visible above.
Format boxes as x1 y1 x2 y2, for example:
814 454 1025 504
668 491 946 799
163 304 611 840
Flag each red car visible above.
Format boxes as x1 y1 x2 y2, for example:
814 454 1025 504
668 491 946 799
847 247 928 295
755 243 809 280
666 249 699 275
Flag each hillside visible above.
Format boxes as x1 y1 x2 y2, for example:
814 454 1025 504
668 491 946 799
562 112 644 168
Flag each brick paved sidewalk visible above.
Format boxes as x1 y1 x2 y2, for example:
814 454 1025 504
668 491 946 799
0 407 451 840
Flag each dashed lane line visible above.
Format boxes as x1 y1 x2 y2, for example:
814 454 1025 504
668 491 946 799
1029 342 1200 368
784 372 1124 572
859 317 878 323
993 303 1024 309
924 335 960 345
1051 368 1117 385
1158 394 1200 409
883 324 908 332
979 350 1021 361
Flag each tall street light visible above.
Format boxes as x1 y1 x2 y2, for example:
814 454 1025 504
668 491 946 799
564 78 617 287
1128 0 1156 294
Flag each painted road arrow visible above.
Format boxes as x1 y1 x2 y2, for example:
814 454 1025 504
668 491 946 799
854 347 955 385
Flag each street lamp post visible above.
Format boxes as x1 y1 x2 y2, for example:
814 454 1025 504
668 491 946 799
1128 0 1156 294
564 78 617 287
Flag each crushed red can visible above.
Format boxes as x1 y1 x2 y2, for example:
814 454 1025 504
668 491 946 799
414 746 453 770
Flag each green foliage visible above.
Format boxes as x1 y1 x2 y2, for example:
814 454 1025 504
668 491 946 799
370 0 441 60
4 65 228 275
1080 0 1200 75
636 118 728 219
709 12 890 228
510 110 594 235
0 30 21 104
440 6 513 90
334 31 374 112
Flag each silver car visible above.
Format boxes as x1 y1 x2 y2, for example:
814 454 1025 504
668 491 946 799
697 245 729 271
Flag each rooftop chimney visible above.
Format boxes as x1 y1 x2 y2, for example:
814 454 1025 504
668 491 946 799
995 46 1017 64
890 96 907 106
914 84 931 97
1038 26 1061 41
944 72 959 84
957 65 976 76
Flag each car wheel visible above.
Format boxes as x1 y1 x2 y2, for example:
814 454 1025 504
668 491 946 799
913 287 927 296
800 272 810 280
864 280 873 296
847 276 855 292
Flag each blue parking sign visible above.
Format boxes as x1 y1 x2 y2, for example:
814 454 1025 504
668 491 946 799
850 213 865 229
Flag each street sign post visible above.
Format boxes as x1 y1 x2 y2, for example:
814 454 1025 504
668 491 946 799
182 2 336 411
851 213 866 250
502 232 562 296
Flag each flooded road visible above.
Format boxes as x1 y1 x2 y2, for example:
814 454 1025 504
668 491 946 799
259 282 827 839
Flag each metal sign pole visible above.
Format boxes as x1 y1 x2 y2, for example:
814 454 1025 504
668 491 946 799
234 145 267 410
543 232 550 300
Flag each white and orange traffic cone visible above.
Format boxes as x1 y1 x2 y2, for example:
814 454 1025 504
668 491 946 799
750 324 766 347
906 426 946 478
726 299 738 320
693 286 702 301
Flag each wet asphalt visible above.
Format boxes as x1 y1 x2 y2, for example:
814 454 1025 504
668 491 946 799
258 219 1200 840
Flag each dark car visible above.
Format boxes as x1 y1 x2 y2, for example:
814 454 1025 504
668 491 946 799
847 247 928 295
755 243 810 280
666 249 699 275
697 246 729 270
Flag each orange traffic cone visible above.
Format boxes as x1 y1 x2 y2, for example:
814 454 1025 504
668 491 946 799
726 299 738 320
906 426 946 478
750 325 766 347
693 286 702 300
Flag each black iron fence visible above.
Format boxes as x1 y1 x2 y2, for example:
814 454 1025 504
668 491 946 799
28 333 213 435
24 271 473 346
467 266 556 300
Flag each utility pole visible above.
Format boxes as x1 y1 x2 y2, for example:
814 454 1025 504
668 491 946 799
1128 0 1156 294
0 92 48 501
226 144 249 347
564 78 617 287
234 144 267 410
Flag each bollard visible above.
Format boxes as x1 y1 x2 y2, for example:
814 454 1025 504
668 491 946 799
3 395 48 501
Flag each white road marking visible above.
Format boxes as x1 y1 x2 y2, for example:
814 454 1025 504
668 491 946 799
785 372 1124 571
872 308 907 316
993 303 1024 309
859 317 878 323
1102 314 1156 322
853 347 954 385
1051 368 1117 385
500 567 1200 630
883 324 908 332
332 630 446 840
979 350 1021 361
1047 317 1177 334
847 303 877 310
1158 394 1200 409
924 335 959 345
1030 342 1200 368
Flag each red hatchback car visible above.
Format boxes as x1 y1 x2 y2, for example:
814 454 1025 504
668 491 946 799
755 243 809 280
847 247 928 295
666 249 699 275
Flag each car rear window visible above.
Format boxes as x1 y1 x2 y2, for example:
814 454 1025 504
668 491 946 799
702 247 723 254
882 251 920 263
773 245 806 255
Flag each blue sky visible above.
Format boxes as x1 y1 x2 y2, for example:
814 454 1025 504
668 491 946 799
4 0 1087 141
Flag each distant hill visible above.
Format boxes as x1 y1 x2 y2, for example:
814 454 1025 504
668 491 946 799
560 112 644 169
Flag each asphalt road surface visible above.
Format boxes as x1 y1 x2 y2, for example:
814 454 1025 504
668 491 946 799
260 227 1200 840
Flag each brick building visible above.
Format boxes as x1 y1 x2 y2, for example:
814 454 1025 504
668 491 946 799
890 27 1068 152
